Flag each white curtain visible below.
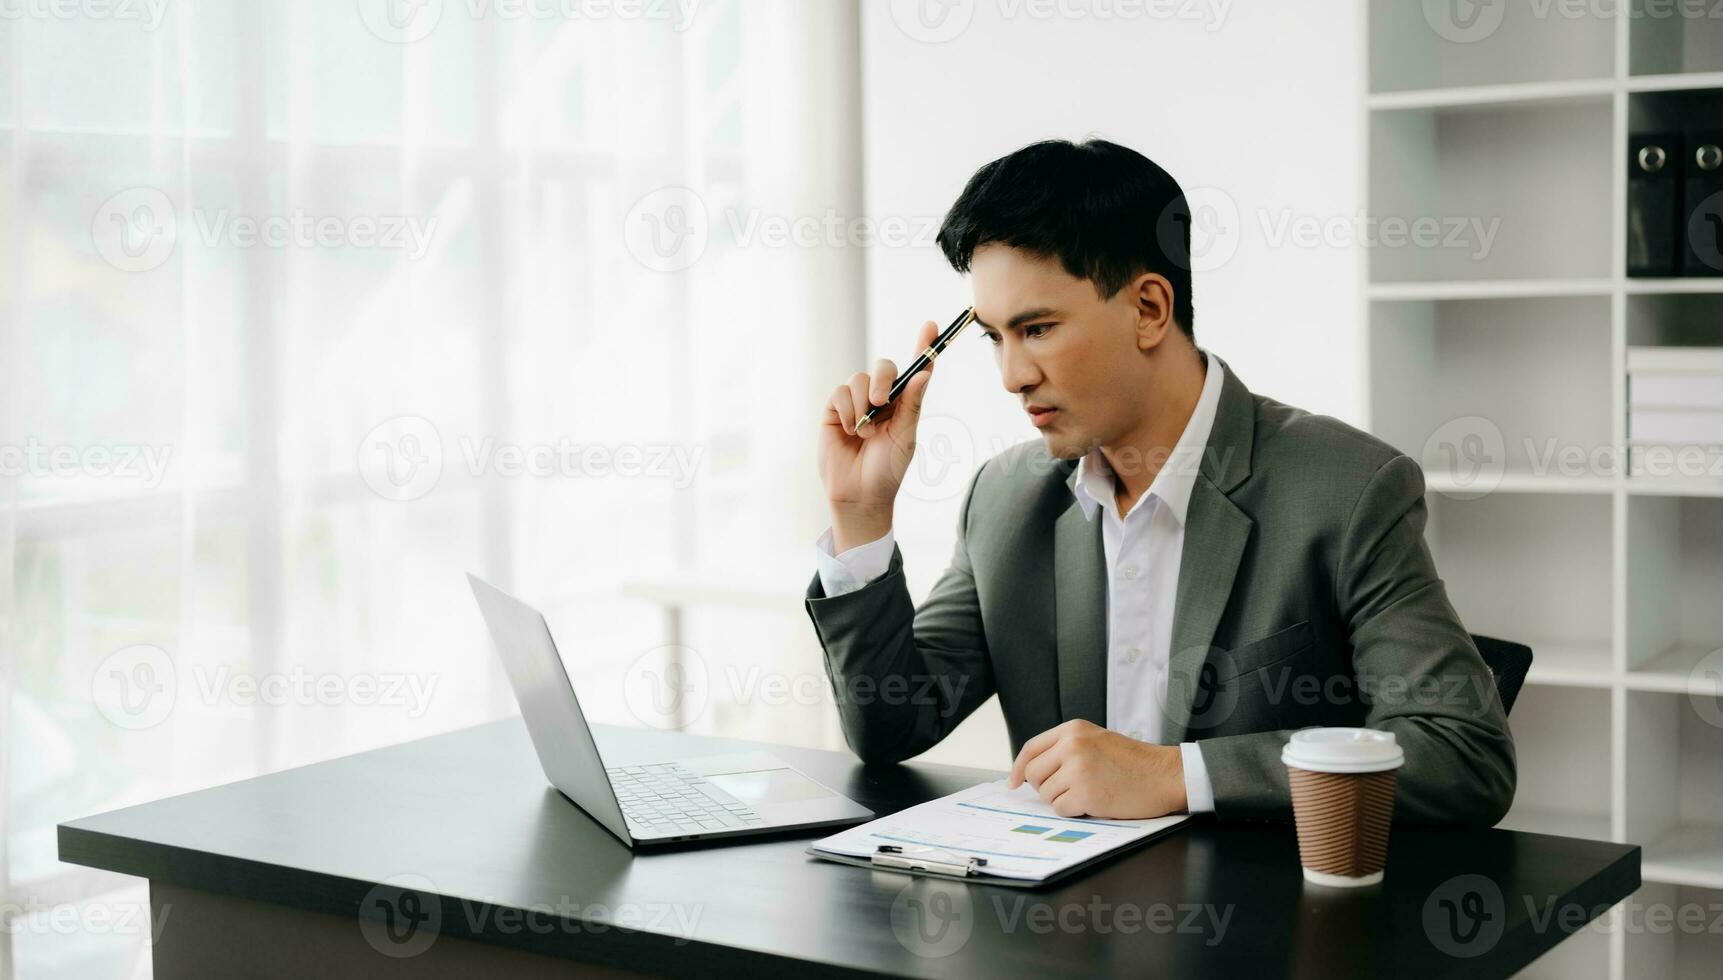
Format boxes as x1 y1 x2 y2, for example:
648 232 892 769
0 1 863 975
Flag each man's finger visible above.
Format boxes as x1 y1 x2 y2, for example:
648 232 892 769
1023 745 1063 790
1008 724 1064 787
898 370 932 425
916 318 939 351
827 386 855 435
869 359 897 405
1048 784 1085 818
1035 766 1071 803
847 372 873 436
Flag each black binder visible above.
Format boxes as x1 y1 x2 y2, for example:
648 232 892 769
1628 133 1680 277
1684 131 1723 276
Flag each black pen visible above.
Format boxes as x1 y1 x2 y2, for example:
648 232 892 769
856 306 977 429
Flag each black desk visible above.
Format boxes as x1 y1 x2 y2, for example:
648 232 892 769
59 720 1638 979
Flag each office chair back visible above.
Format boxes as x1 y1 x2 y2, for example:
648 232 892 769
1472 635 1533 717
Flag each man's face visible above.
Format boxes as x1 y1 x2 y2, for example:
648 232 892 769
969 243 1150 460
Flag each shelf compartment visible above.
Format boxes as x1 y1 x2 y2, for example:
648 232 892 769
1627 293 1723 348
1625 689 1723 891
1624 307 1723 493
1525 641 1619 690
1644 826 1723 889
1621 881 1723 979
1631 0 1723 77
1627 496 1723 676
1628 645 1723 696
1629 86 1723 134
1369 0 1615 94
1426 492 1615 659
1369 99 1613 283
1371 296 1614 482
1627 92 1723 304
1500 686 1614 843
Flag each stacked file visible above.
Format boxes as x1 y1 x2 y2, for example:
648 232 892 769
1627 347 1723 480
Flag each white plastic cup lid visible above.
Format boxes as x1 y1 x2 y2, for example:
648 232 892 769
1281 727 1404 774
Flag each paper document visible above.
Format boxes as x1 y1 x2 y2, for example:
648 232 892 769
809 779 1188 882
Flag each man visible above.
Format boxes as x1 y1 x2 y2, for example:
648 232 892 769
805 139 1515 825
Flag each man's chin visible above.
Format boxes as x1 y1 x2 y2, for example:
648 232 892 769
1040 430 1095 461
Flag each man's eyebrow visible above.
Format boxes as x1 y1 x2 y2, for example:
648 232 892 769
973 307 1060 332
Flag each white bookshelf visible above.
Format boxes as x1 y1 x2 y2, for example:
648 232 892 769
1366 3 1723 977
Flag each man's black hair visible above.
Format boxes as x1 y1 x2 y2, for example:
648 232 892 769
936 138 1195 340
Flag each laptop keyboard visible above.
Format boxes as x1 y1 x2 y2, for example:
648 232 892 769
607 763 763 835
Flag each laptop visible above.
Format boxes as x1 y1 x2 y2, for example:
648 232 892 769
468 573 874 847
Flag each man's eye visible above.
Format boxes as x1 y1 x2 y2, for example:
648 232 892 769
1025 323 1053 338
980 332 1001 345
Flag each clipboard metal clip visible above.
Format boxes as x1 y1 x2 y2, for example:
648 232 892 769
871 845 988 878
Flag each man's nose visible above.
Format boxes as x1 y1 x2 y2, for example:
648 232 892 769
998 339 1040 395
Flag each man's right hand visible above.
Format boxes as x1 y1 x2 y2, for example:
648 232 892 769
818 318 942 552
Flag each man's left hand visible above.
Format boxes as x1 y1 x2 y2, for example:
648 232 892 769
1006 719 1187 819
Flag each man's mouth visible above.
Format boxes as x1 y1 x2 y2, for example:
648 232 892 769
1026 405 1059 428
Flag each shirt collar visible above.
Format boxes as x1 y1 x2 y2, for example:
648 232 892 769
1071 351 1225 527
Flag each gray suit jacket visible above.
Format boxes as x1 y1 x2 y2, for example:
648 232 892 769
803 359 1516 825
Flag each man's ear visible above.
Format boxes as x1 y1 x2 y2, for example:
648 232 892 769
1129 272 1176 352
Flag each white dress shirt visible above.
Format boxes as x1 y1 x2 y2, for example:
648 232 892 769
814 352 1226 815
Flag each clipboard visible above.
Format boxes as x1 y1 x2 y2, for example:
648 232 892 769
804 780 1189 888
804 829 1181 888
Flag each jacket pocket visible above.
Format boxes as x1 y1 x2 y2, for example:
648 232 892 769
1214 620 1313 681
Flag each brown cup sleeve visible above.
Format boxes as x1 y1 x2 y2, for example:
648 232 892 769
1287 767 1398 878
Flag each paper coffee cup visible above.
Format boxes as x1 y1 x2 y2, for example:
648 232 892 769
1281 728 1403 888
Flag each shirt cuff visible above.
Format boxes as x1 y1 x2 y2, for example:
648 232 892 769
1179 741 1216 814
814 527 896 598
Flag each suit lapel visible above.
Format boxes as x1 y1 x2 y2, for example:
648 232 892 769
1162 360 1258 742
1162 478 1253 741
1053 487 1109 727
